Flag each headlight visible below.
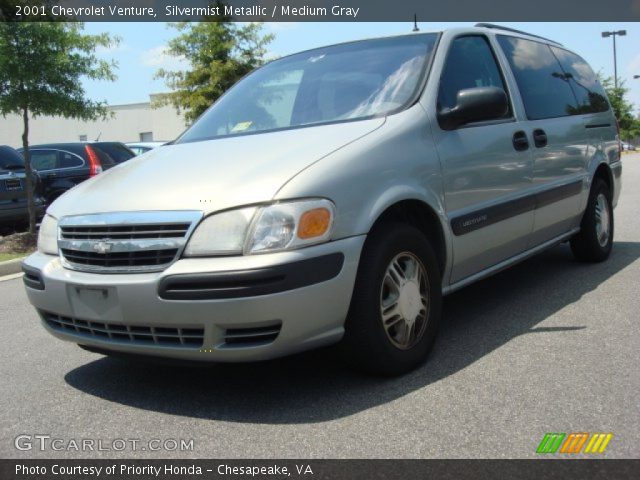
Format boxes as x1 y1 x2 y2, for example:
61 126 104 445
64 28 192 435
37 214 58 255
183 207 257 256
183 199 335 257
247 199 334 253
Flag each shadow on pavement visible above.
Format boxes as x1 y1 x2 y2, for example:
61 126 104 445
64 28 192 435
65 241 640 424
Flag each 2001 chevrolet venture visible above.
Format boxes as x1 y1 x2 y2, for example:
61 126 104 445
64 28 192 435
23 25 622 375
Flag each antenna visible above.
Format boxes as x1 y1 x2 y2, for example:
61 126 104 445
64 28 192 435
412 14 419 32
95 132 102 141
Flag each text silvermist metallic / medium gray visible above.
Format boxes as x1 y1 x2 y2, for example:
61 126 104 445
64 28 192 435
22 25 622 375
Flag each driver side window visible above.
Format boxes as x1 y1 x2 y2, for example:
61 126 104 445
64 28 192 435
438 35 510 116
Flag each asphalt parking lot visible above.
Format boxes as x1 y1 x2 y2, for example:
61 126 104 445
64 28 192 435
1 154 639 459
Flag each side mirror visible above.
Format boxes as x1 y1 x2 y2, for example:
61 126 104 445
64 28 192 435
438 86 509 130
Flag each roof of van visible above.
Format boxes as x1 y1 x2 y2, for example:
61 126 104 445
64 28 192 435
270 24 564 64
400 24 563 47
220 25 571 85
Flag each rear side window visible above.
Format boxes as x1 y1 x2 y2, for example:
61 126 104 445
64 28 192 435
93 143 135 164
30 150 58 170
438 35 510 115
59 152 84 169
497 35 577 120
549 47 609 114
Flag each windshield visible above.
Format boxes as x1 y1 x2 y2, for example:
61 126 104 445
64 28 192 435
177 34 438 143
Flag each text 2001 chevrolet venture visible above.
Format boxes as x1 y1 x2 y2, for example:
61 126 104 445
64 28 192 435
23 25 622 375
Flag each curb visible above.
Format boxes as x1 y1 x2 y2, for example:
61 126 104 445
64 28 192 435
0 258 24 277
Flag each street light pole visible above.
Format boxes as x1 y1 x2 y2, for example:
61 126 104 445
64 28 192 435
602 30 627 89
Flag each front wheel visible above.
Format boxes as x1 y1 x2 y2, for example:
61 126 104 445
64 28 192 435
570 178 614 262
341 223 442 376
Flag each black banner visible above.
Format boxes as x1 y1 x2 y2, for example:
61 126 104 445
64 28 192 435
2 459 640 480
1 0 640 22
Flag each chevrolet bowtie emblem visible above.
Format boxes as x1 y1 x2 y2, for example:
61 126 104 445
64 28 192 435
92 241 113 254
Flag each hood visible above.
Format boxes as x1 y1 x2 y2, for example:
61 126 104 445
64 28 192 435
49 118 385 218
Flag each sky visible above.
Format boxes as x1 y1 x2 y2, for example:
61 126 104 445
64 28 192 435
83 22 640 114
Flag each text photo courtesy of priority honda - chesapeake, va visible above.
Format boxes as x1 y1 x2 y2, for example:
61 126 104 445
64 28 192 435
1 1 639 479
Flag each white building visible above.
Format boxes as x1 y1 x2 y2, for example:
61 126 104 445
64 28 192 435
0 94 187 148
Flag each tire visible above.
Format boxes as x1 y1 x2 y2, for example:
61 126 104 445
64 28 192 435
341 223 442 376
570 178 614 262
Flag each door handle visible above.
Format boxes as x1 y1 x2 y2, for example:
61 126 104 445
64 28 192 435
512 131 529 151
533 129 548 148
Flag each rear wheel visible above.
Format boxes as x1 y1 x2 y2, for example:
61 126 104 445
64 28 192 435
341 223 442 376
570 178 613 262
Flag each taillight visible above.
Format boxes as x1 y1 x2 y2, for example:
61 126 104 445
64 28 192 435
85 145 103 176
615 118 622 155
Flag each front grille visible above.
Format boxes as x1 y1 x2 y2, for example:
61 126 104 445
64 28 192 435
61 248 179 268
223 323 281 347
58 211 201 273
42 312 204 348
60 223 191 240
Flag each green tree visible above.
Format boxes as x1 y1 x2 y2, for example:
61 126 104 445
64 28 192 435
600 75 640 143
0 22 118 234
154 19 274 124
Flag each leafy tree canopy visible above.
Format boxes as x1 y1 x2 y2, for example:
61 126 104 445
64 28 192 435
600 75 640 142
0 21 118 233
154 19 274 124
0 22 117 120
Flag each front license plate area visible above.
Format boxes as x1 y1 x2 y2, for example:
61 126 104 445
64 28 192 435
4 178 22 191
67 285 122 322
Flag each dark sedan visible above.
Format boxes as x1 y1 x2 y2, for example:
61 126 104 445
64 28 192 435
0 146 46 227
18 142 136 205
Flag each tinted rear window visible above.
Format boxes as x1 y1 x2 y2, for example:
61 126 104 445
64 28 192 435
0 146 24 170
497 35 578 120
93 143 136 164
59 151 84 168
549 47 609 114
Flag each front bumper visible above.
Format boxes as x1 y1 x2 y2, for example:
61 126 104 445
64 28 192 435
22 236 365 362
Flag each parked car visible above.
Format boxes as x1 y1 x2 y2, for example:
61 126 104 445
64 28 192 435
621 142 636 151
17 142 136 205
0 145 46 228
126 141 166 155
22 25 621 375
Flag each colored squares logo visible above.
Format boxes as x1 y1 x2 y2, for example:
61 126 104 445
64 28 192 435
537 433 613 454
560 433 589 453
537 433 565 453
584 433 613 453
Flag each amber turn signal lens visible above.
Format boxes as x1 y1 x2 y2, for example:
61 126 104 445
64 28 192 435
297 208 331 239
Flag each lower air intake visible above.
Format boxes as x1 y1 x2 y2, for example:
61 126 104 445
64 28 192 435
223 323 282 347
41 311 204 348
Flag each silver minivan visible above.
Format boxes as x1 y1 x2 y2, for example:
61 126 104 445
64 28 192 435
23 24 622 375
